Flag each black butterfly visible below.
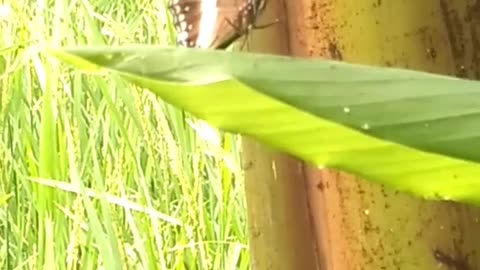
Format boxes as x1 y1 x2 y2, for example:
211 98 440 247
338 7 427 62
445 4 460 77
167 0 268 49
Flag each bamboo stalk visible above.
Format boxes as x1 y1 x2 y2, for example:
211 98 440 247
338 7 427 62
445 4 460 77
241 1 320 269
285 0 480 269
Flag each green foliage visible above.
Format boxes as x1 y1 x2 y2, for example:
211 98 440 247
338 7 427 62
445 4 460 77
0 1 248 269
49 45 480 205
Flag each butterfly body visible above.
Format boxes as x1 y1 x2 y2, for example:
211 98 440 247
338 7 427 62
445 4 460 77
168 0 266 49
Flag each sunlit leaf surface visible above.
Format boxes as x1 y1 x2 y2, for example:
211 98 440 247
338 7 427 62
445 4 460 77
47 45 480 205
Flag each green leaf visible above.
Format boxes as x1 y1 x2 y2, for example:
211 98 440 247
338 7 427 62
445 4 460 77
46 45 480 205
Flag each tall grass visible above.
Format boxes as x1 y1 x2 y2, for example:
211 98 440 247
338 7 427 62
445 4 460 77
0 0 249 269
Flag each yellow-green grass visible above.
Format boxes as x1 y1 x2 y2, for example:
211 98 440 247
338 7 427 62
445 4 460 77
0 0 248 269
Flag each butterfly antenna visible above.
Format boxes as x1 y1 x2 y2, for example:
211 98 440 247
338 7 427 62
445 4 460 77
239 33 250 51
254 18 280 30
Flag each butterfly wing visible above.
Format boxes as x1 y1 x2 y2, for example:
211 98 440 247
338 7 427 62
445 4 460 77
204 5 246 49
168 0 203 47
213 0 267 48
168 0 262 49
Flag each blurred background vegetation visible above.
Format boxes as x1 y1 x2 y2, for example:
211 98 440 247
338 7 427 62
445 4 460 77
0 0 249 269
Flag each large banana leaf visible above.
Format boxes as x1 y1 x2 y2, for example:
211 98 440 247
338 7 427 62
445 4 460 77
47 45 480 205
